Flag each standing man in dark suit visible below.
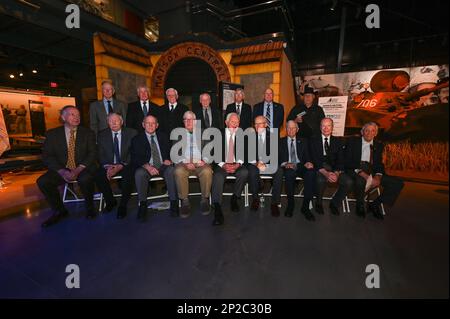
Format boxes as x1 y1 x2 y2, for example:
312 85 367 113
38 105 97 227
310 118 351 216
158 88 189 136
252 88 284 135
194 93 222 130
344 122 404 219
131 115 178 221
211 113 249 226
126 85 160 133
224 88 252 130
94 113 137 219
89 80 127 136
287 85 325 138
272 120 316 220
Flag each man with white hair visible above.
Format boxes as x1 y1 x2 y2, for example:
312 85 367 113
174 111 214 218
344 122 404 219
94 113 137 219
211 112 249 225
90 80 127 136
224 88 252 130
194 93 222 130
127 85 159 133
159 88 189 136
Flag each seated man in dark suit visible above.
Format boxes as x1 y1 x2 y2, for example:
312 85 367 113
38 105 97 227
224 88 252 130
94 113 137 219
272 120 316 220
158 88 189 136
126 85 160 133
246 116 280 212
211 112 249 226
344 122 404 219
194 93 222 130
310 118 352 215
130 115 178 221
252 88 284 135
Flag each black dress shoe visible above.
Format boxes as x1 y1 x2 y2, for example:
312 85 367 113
301 206 315 221
137 201 147 221
86 208 97 219
169 200 179 217
369 202 384 220
356 205 366 218
271 203 280 217
329 201 340 216
230 195 239 212
284 205 294 217
212 204 224 225
315 203 324 215
117 206 127 219
104 199 117 213
250 198 260 211
41 210 68 228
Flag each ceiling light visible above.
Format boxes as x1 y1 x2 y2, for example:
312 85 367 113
32 69 38 73
9 74 15 78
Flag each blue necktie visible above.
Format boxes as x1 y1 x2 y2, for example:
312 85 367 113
113 133 121 164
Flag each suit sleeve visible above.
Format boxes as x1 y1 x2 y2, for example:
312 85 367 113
119 101 127 124
373 143 385 175
335 138 345 171
89 102 98 135
79 129 97 168
42 131 64 172
286 106 297 122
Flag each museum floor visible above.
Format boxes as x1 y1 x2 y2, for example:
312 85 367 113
0 181 448 299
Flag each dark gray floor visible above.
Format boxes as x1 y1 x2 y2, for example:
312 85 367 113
0 181 448 299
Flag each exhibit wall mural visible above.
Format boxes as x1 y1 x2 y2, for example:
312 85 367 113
299 64 449 142
299 65 449 180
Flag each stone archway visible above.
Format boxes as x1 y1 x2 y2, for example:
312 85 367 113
151 42 231 98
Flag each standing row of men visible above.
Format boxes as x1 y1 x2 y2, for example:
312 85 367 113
37 82 404 227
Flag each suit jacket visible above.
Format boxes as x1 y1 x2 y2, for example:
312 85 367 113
252 101 285 130
158 103 189 136
247 130 275 165
97 127 137 167
287 104 325 138
89 99 127 135
279 136 311 166
130 131 171 169
212 129 247 167
42 125 96 173
126 100 160 133
194 105 222 129
309 135 344 171
344 136 385 175
224 102 252 130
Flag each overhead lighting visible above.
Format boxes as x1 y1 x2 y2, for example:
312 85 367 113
32 69 38 74
68 94 71 97
9 74 15 79
19 72 24 77
330 0 337 11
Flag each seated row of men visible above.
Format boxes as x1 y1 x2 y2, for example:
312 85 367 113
38 104 404 228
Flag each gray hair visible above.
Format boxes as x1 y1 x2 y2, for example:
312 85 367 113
107 112 123 122
136 85 150 96
143 114 158 124
199 93 211 102
361 122 378 134
183 110 196 120
60 105 78 116
226 112 240 122
235 88 245 97
165 88 178 98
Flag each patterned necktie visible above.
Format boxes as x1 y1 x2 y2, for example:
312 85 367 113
66 129 76 169
189 133 194 163
113 132 121 164
324 137 330 156
204 108 210 128
150 135 161 169
290 138 297 163
236 104 241 116
107 100 113 114
142 101 148 116
226 133 235 163
265 103 272 128
170 104 174 112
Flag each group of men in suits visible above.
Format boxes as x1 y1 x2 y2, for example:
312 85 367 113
38 81 404 228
